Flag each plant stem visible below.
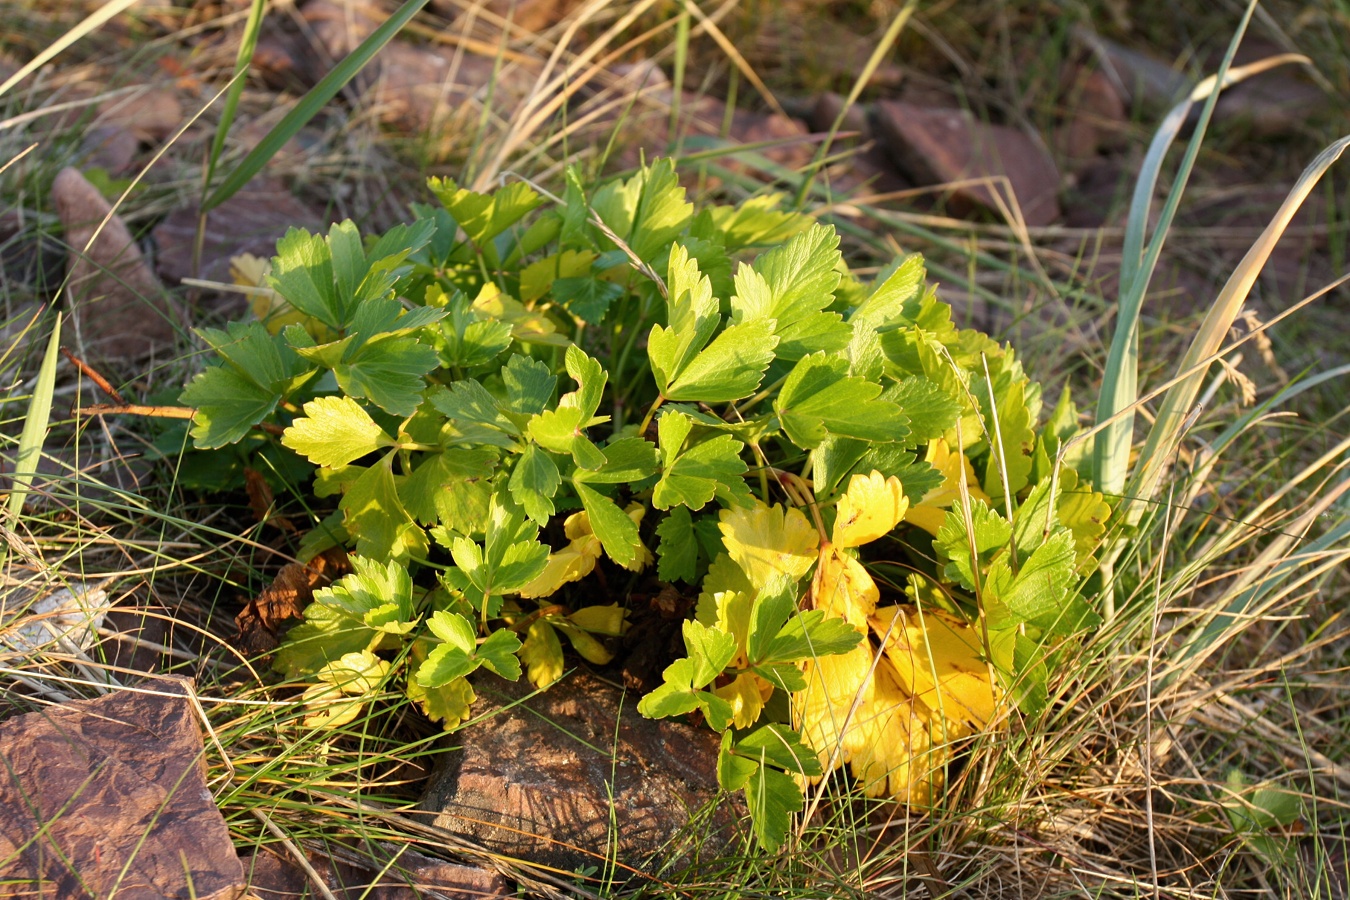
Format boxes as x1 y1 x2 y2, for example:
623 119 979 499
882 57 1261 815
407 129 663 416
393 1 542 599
637 394 665 436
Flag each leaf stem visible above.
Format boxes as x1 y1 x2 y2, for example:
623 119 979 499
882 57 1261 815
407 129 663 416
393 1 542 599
637 394 665 436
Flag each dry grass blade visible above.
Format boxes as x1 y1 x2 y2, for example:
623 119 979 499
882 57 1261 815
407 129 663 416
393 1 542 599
0 0 145 100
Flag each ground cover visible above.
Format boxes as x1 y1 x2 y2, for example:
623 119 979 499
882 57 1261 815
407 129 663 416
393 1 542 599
2 1 1348 897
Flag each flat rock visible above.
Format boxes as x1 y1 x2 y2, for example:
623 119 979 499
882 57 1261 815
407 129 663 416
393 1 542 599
0 677 245 899
53 167 185 360
240 846 511 899
873 101 1062 227
153 176 326 288
429 0 581 32
419 670 739 877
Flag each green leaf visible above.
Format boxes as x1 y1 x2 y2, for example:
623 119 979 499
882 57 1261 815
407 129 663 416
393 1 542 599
888 376 961 444
573 436 658 485
274 556 412 677
682 619 737 688
733 222 848 360
509 442 561 525
573 481 642 568
732 724 823 777
502 354 556 417
850 253 925 331
974 359 1036 500
528 346 608 469
334 335 439 418
935 500 1012 591
282 395 394 467
636 659 703 719
774 352 909 449
182 365 279 449
743 764 801 851
476 628 523 680
653 412 751 510
400 449 498 525
664 318 777 403
708 193 810 252
341 457 428 563
762 610 862 663
656 506 699 583
552 276 623 324
718 734 759 790
428 178 542 249
433 378 517 435
196 320 313 394
434 290 513 369
590 158 693 263
647 243 721 396
985 530 1099 635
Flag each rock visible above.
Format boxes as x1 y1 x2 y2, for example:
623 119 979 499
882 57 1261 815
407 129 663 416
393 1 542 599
241 846 511 899
810 92 871 141
872 101 1062 227
152 176 326 289
0 573 114 656
419 670 739 876
1056 65 1128 167
96 88 182 143
0 677 245 899
1073 27 1189 107
52 167 185 361
1214 70 1329 137
81 125 140 174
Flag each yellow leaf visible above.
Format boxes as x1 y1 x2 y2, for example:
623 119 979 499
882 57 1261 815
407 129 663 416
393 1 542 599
905 438 990 536
518 510 603 598
846 660 948 804
554 620 615 665
832 470 909 548
712 588 756 664
871 605 1001 739
619 502 654 573
520 619 564 688
719 500 819 591
812 544 879 628
301 650 389 729
695 553 754 625
794 641 873 774
714 671 769 729
567 603 629 636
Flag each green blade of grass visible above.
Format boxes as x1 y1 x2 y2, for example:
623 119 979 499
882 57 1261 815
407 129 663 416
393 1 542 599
1124 134 1350 521
1092 0 1307 498
205 0 267 190
8 312 62 518
0 0 145 100
203 0 432 211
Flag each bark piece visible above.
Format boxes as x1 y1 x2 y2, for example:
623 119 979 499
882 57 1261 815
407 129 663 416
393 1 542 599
420 670 739 876
53 167 185 361
0 677 245 899
873 101 1062 226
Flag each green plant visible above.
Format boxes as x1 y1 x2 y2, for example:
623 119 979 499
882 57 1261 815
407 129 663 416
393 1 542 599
174 158 1113 849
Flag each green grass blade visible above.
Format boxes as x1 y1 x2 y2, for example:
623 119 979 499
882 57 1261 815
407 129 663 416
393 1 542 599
8 312 62 518
1092 3 1308 498
203 0 432 211
1124 134 1350 520
0 0 145 100
205 0 267 189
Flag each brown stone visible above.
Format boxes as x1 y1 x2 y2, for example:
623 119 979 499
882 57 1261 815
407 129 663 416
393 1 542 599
429 0 580 32
82 124 141 174
240 846 511 899
52 167 185 361
96 88 182 143
0 677 245 899
1057 65 1128 167
873 101 1062 227
419 670 740 876
152 176 326 287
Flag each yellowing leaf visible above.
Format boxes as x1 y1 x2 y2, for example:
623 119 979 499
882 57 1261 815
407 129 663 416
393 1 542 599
905 438 990 535
567 603 629 636
554 620 616 664
719 501 819 591
472 282 569 347
713 587 756 664
233 253 308 336
794 642 873 773
406 641 476 725
844 659 947 804
520 619 564 688
518 510 603 598
618 502 654 572
695 553 754 625
832 470 909 548
301 650 389 729
715 671 771 729
812 544 879 628
870 605 1001 738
